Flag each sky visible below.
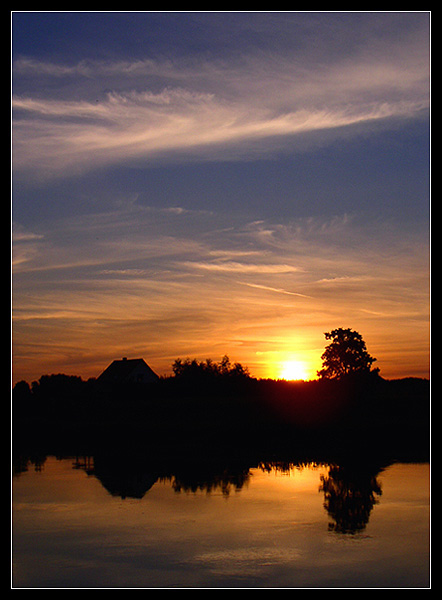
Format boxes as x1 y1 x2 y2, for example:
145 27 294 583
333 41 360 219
12 11 430 383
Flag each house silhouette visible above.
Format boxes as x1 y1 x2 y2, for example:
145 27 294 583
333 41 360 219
98 357 159 384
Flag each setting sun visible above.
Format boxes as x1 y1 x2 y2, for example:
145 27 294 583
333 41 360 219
279 360 310 381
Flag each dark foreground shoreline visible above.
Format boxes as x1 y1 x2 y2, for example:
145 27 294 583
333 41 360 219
13 374 430 471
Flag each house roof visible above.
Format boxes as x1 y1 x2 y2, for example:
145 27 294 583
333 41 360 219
97 357 159 382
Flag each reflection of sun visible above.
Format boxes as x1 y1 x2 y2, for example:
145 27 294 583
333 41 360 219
279 360 309 381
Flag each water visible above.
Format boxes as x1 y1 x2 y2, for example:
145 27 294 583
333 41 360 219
12 455 429 588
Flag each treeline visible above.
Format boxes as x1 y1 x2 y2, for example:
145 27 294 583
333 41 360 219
13 330 430 461
12 365 258 441
171 355 250 380
12 365 429 449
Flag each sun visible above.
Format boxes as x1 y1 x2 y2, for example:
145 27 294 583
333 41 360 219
279 360 309 381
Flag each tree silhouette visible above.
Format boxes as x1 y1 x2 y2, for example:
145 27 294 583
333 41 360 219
171 355 250 381
317 328 378 380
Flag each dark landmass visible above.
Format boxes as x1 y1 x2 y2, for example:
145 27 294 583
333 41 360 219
12 371 429 533
12 371 430 465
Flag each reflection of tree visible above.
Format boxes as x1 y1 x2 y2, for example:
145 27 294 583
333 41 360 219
75 453 252 499
258 460 322 474
12 454 47 476
73 454 384 516
319 464 382 534
167 466 251 496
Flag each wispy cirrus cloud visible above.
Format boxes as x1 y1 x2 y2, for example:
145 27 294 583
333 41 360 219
239 282 311 298
12 92 427 177
13 204 429 379
180 261 301 274
12 27 429 179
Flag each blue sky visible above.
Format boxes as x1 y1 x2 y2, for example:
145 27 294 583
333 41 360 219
12 12 430 382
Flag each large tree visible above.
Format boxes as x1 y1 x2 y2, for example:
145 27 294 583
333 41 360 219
317 328 378 380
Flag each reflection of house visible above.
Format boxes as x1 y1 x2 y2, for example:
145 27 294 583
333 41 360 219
97 357 159 384
74 456 158 499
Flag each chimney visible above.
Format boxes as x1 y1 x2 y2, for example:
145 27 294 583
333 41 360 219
122 357 127 361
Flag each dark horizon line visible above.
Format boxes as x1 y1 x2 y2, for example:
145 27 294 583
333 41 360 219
12 371 430 388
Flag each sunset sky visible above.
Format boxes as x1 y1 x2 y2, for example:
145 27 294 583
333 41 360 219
12 12 430 383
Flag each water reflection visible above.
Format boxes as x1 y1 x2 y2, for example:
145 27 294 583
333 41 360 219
74 454 253 499
14 451 387 534
82 455 159 499
167 466 251 496
319 464 383 534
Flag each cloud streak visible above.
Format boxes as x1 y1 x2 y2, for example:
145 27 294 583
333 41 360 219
240 282 312 298
12 205 429 380
180 261 300 274
13 29 429 178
